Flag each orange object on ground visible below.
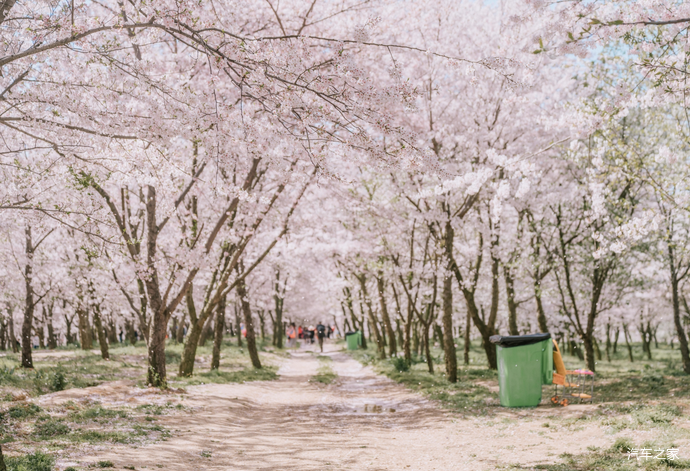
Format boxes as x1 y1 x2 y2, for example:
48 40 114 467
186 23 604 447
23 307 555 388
550 340 595 406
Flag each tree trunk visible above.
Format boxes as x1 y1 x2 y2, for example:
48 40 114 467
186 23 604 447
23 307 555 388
646 324 653 360
404 302 413 364
270 311 277 346
106 317 118 345
36 322 45 349
171 316 178 343
274 271 284 349
257 310 266 340
21 226 35 369
669 248 690 372
125 318 136 345
343 317 352 334
356 302 368 349
358 275 385 359
9 311 18 354
622 324 634 362
639 321 652 360
0 318 6 351
613 327 619 354
423 319 433 374
441 273 458 383
211 294 226 370
376 273 396 357
605 323 611 362
442 220 458 382
0 442 7 471
235 303 243 348
237 277 261 368
199 311 215 347
176 312 186 343
77 306 93 350
535 278 549 333
464 311 471 365
179 286 204 377
146 307 169 387
92 305 110 360
64 313 74 345
504 266 519 336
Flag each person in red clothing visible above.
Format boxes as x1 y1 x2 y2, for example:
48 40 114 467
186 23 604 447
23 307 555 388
298 325 303 340
286 323 297 348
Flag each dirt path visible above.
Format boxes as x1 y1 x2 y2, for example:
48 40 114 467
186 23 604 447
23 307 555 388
48 344 617 470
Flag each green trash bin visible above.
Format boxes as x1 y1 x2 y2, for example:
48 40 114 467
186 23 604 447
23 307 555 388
490 333 553 407
346 331 361 350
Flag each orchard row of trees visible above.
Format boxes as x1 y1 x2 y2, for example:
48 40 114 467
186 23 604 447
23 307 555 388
1 0 690 389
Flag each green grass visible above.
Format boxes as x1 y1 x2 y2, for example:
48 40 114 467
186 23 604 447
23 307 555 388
2 403 41 420
0 345 146 397
351 339 690 470
530 439 690 470
0 338 281 399
350 346 497 416
72 406 128 421
33 418 71 438
310 355 337 384
351 339 690 413
92 461 115 468
4 451 55 471
0 337 281 466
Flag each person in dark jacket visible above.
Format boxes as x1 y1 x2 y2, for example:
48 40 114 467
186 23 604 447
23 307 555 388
316 322 327 352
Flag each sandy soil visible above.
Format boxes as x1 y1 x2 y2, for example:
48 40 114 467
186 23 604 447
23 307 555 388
36 343 637 471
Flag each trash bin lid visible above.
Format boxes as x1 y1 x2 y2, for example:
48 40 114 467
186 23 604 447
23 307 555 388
489 333 551 348
345 331 357 337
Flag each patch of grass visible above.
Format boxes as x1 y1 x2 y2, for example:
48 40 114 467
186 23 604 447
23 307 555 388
0 349 141 397
135 404 167 416
5 451 55 471
3 403 41 420
132 423 171 438
73 429 138 444
91 460 114 468
311 356 338 384
531 439 690 470
351 348 495 415
390 356 409 373
34 418 71 438
591 403 687 437
311 368 337 384
73 406 128 421
50 371 67 392
1 341 280 401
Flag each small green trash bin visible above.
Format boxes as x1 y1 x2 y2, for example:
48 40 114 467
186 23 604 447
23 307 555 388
490 333 553 407
346 331 361 350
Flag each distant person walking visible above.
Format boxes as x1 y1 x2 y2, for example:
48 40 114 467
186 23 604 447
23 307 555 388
286 323 296 348
316 322 327 353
